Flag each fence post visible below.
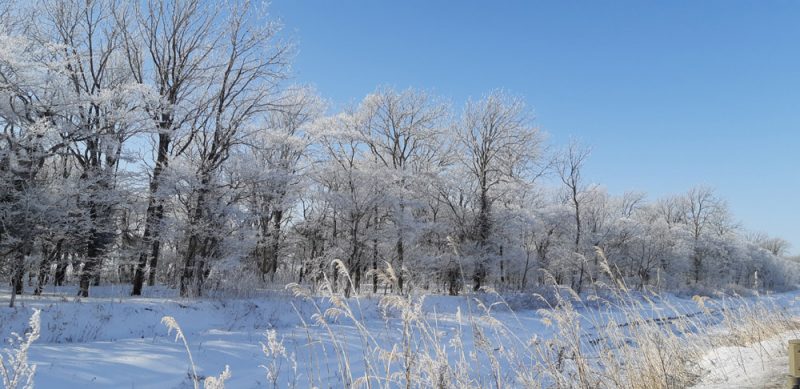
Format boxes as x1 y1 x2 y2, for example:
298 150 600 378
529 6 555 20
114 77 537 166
789 340 800 389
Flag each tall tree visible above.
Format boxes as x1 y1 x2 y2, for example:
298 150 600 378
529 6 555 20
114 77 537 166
457 91 542 291
0 6 57 302
314 112 384 296
246 87 321 281
121 0 221 295
683 186 728 284
356 87 448 293
178 0 290 297
30 0 147 297
556 142 590 293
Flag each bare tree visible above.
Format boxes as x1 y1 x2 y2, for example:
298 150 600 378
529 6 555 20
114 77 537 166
683 186 726 283
655 195 686 227
248 88 321 281
0 8 56 301
556 142 590 293
762 238 790 257
457 90 542 291
357 87 448 293
313 111 385 296
120 0 220 295
31 0 145 297
179 0 290 297
747 232 791 257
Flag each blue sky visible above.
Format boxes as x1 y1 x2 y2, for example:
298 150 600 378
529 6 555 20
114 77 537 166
270 1 800 254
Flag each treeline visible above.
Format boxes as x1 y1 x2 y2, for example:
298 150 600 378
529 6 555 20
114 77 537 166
0 0 796 301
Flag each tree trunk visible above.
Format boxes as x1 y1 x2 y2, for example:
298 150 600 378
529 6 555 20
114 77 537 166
499 245 505 285
147 204 164 286
473 184 491 291
345 217 360 297
572 187 583 293
55 258 68 286
79 227 102 298
132 133 170 295
521 250 531 290
12 251 25 295
36 240 63 295
372 236 379 294
180 176 210 297
180 232 200 297
268 209 283 281
8 279 17 308
396 237 404 293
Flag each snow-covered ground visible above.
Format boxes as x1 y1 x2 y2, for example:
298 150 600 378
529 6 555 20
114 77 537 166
1 286 799 388
691 330 795 389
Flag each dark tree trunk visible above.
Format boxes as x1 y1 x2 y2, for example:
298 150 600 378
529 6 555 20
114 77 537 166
354 265 362 293
446 262 462 296
473 262 486 292
473 184 491 291
36 239 64 295
132 133 170 295
572 186 583 293
521 251 531 290
147 204 165 286
372 237 379 294
79 227 102 298
35 253 50 296
12 251 25 295
499 245 505 285
180 178 210 298
396 238 404 293
180 187 205 297
181 226 202 297
180 232 200 297
344 217 361 297
55 258 68 286
267 209 283 281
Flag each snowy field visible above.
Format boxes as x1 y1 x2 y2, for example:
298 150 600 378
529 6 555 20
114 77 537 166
1 286 799 388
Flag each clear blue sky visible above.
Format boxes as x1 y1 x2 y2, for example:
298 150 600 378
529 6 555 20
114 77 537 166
270 0 800 254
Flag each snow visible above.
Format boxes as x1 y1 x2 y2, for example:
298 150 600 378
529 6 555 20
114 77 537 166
691 330 797 389
1 286 799 388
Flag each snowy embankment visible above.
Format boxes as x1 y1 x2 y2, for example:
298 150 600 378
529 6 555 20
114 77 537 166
691 330 795 389
1 286 799 388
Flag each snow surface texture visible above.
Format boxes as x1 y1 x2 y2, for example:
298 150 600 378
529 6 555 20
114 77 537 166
691 330 795 389
1 285 799 388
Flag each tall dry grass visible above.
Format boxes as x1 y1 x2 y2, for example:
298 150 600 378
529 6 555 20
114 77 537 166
272 248 800 388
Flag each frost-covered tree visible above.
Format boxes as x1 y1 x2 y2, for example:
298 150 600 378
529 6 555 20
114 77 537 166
312 112 386 296
177 0 290 297
44 0 151 297
0 0 149 297
1 1 796 299
243 88 321 281
747 232 791 257
355 87 449 292
0 19 62 301
122 0 222 295
556 142 591 292
682 186 732 284
456 91 543 291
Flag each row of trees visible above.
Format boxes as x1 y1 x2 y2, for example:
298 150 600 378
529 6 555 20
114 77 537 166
1 0 796 303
